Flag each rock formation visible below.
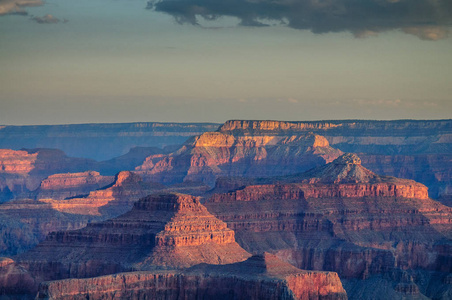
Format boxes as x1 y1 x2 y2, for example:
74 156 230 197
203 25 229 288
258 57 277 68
218 119 452 199
17 193 250 283
136 130 342 186
204 154 452 298
36 253 347 300
39 171 165 216
35 171 114 200
0 149 97 201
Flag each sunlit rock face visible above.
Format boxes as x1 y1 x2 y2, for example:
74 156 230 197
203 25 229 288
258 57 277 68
220 119 452 199
0 148 97 201
16 193 250 286
36 253 347 300
204 154 452 299
136 125 343 186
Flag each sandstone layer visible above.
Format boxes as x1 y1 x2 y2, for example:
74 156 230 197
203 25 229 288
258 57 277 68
137 131 342 186
218 119 452 198
0 149 97 201
204 154 452 298
39 171 165 216
35 171 114 200
17 193 250 283
36 253 347 300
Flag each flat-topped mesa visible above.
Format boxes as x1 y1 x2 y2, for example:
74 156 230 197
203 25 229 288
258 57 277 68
36 171 114 200
136 129 342 186
36 253 347 300
0 148 97 197
219 120 342 133
18 193 250 281
218 119 452 135
40 171 165 216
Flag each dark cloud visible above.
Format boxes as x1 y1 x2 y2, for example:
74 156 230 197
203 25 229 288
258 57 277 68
148 0 452 40
31 14 67 24
0 0 43 16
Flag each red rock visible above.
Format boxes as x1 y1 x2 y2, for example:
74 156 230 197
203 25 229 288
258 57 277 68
39 171 164 216
0 148 97 198
36 253 347 300
17 193 250 282
205 154 452 281
36 171 114 200
136 131 342 186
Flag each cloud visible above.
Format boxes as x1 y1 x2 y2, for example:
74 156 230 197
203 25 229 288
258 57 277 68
0 0 43 16
403 26 449 40
31 14 66 24
148 0 452 40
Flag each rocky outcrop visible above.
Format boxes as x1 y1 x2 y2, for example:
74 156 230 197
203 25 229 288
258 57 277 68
36 254 347 300
35 171 114 200
39 171 165 216
0 149 97 200
17 193 250 282
137 131 342 186
205 154 452 283
219 119 452 199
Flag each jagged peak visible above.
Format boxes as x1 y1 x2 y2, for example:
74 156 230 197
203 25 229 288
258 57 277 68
299 153 376 184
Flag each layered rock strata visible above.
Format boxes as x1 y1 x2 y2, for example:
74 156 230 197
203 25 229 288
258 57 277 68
35 171 114 200
17 193 250 283
36 253 347 300
39 171 165 216
0 149 97 200
218 119 452 198
204 154 452 286
137 131 342 186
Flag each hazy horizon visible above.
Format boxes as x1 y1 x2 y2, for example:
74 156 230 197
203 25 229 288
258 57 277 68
1 0 451 125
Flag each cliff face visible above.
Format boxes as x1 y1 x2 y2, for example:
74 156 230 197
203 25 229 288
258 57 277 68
359 153 452 198
0 149 98 201
0 122 220 161
137 131 342 186
35 171 114 200
17 193 250 282
205 154 452 286
36 254 347 300
219 119 452 198
39 171 166 217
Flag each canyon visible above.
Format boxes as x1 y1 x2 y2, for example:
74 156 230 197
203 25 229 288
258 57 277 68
0 119 451 299
204 153 452 298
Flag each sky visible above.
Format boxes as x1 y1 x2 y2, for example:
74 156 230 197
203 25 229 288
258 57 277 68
0 0 451 125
